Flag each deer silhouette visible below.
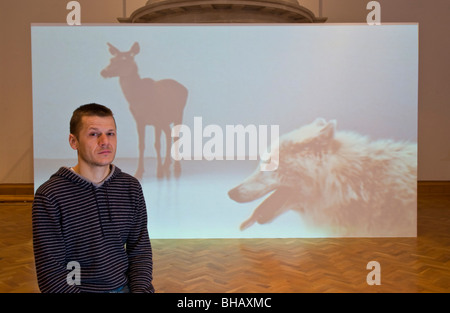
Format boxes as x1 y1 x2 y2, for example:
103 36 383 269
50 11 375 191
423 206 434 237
101 42 188 180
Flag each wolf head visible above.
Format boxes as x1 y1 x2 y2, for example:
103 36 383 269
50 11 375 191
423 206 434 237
228 118 338 230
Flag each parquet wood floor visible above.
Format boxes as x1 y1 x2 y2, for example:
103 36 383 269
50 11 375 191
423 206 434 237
0 194 449 293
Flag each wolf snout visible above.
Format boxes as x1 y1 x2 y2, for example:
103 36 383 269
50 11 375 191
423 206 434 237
228 187 246 203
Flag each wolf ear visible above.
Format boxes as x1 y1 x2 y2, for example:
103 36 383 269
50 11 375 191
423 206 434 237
318 120 336 141
313 117 327 127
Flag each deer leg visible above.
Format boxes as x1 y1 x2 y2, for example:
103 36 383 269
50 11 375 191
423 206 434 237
171 126 181 178
162 125 172 178
154 127 163 179
172 113 184 178
135 123 145 180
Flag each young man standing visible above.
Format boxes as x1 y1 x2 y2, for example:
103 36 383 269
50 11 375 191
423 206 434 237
32 103 154 293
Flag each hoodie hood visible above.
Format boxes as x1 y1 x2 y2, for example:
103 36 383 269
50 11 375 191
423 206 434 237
52 165 122 236
53 165 120 189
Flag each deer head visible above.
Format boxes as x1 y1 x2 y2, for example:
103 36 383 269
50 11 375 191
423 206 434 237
101 42 140 78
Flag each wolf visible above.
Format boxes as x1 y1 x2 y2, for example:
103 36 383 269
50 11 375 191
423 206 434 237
228 118 417 237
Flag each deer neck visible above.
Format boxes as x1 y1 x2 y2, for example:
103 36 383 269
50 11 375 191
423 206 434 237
119 72 141 90
118 72 143 102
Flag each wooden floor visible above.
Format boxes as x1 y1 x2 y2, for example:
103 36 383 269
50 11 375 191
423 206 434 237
0 194 449 293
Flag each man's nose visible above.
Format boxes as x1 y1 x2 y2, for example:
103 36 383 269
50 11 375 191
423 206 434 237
98 134 109 146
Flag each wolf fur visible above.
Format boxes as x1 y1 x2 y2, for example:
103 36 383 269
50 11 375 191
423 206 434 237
228 118 417 237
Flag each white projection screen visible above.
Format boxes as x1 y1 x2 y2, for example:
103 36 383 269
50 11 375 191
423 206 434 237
31 24 418 239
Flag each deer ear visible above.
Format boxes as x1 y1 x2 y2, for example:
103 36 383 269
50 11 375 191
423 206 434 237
130 42 140 56
107 42 120 56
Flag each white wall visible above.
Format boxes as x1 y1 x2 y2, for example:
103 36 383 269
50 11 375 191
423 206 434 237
380 0 450 180
0 0 147 183
0 0 448 183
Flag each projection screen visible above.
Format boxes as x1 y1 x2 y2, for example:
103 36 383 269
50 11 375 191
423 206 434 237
31 24 418 238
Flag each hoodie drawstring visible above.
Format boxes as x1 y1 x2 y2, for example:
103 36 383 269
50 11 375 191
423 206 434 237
92 185 113 237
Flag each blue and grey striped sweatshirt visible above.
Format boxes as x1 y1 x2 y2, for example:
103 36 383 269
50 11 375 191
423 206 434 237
32 166 154 293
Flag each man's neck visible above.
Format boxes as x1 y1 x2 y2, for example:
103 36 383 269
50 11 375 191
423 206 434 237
72 163 112 184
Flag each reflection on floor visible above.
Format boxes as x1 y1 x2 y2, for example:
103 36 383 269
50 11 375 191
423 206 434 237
35 158 330 239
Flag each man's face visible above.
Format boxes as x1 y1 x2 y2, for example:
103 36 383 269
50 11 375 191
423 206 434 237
69 115 117 168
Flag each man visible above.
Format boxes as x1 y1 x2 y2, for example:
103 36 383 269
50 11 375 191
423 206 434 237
32 103 154 293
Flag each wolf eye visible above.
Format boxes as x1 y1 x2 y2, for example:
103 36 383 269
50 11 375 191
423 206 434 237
300 145 311 153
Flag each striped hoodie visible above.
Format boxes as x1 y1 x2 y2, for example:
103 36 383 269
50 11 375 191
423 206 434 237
32 166 154 293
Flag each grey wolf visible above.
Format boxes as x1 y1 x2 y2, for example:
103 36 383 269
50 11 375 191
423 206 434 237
228 118 417 237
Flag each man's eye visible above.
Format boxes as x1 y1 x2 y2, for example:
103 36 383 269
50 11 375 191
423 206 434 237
90 133 99 137
107 132 116 136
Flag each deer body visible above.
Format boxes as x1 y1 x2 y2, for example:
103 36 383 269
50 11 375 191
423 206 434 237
101 42 188 179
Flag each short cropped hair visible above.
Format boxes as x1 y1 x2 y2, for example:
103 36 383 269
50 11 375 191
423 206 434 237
70 103 115 139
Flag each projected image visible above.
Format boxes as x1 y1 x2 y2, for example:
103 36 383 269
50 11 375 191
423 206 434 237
32 24 418 238
228 118 417 237
100 42 188 180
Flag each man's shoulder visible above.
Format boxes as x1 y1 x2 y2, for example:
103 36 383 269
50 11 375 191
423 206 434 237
35 168 71 195
112 167 142 187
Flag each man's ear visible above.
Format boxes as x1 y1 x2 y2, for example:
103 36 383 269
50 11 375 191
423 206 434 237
69 134 79 150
